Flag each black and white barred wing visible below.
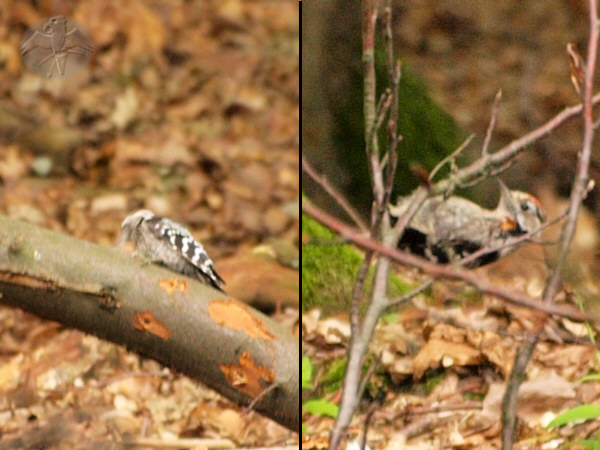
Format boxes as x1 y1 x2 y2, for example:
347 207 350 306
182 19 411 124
145 216 226 291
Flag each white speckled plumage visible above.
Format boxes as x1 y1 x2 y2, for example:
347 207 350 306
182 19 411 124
118 210 225 291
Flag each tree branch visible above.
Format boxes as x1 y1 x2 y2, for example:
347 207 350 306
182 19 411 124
303 202 589 322
0 214 299 432
433 93 600 195
302 155 369 232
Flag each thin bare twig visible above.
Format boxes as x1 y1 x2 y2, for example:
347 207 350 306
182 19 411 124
330 2 384 448
363 0 383 200
389 186 432 254
501 1 599 448
350 249 374 331
428 134 476 182
434 92 600 196
331 2 402 447
301 155 369 232
360 364 384 450
382 0 401 213
543 4 599 307
482 89 503 156
388 278 434 307
368 90 393 161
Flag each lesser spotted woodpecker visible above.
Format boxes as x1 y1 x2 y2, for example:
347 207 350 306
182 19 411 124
118 210 225 292
390 181 546 268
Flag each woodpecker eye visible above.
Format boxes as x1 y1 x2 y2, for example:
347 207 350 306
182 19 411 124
520 202 530 212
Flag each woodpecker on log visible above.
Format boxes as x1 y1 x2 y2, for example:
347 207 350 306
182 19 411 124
118 210 225 292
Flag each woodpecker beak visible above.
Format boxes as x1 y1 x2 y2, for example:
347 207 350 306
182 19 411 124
116 213 142 244
497 179 518 219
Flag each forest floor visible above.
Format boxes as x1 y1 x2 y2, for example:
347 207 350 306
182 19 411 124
0 1 298 448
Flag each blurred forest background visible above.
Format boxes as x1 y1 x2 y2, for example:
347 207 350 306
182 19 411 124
303 0 594 217
0 0 298 447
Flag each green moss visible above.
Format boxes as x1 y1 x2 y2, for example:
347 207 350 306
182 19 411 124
302 213 416 313
320 358 348 393
388 269 415 299
302 214 363 313
316 355 388 402
424 371 447 394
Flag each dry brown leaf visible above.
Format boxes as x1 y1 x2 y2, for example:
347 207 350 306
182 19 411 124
75 0 166 60
536 344 595 378
518 370 576 427
185 403 246 440
315 315 351 345
217 252 299 310
0 145 29 182
413 339 481 379
466 330 515 376
110 87 139 130
110 133 194 168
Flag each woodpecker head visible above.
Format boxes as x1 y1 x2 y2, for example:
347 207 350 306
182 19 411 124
117 209 155 244
497 182 546 236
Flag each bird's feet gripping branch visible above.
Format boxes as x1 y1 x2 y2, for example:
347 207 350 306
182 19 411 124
117 210 226 292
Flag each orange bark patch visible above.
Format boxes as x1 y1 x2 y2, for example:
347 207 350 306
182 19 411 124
159 278 188 295
220 351 275 398
209 299 274 340
132 310 171 340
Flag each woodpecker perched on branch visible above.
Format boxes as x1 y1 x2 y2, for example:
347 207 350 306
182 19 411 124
118 210 225 292
390 182 546 268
